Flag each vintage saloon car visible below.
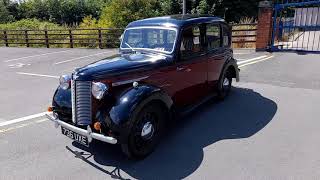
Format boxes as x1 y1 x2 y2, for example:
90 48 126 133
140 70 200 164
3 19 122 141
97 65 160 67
46 15 239 159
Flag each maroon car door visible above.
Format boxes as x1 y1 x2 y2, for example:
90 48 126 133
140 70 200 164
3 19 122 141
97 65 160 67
169 25 209 107
205 23 226 87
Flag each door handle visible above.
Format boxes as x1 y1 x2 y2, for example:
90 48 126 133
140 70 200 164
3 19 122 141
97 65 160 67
176 67 185 71
176 66 191 72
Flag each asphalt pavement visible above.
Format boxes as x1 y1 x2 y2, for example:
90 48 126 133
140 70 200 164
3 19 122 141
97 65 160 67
1 47 319 179
0 47 118 120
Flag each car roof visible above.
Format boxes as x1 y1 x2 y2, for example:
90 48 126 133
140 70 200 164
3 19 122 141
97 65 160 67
126 14 225 29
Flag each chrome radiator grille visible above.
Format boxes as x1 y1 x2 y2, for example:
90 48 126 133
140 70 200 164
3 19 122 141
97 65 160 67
71 80 92 125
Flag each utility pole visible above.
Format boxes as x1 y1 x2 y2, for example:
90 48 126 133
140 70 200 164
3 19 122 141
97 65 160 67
224 8 229 19
183 0 186 15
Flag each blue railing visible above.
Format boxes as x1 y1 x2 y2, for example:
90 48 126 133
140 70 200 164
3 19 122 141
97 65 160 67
275 1 320 9
271 0 320 52
274 0 320 5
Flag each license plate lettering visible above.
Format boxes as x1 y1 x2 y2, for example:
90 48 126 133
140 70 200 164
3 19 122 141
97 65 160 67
61 126 89 147
74 133 87 144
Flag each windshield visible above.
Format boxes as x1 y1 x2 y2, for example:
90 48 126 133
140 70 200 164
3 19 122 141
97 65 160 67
120 27 177 54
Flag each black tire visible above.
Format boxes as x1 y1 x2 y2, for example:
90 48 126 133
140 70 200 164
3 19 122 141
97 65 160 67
121 103 166 159
217 68 232 100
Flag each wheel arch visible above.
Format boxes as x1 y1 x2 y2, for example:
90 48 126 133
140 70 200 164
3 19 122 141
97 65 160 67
221 58 240 82
227 65 238 81
108 85 173 126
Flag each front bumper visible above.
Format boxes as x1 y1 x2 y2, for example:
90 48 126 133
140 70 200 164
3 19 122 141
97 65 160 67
46 114 117 145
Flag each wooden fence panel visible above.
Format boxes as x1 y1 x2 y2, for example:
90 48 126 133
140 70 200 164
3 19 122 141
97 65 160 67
231 23 257 48
0 25 257 48
69 30 73 48
24 30 29 47
3 30 8 47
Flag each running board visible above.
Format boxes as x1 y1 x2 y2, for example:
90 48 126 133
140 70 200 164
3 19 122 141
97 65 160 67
178 92 218 117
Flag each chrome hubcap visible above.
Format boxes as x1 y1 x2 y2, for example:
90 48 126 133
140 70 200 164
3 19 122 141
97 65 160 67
223 78 229 87
141 122 154 140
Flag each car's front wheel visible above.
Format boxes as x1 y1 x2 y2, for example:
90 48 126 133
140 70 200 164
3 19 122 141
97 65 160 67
121 102 166 159
217 68 232 100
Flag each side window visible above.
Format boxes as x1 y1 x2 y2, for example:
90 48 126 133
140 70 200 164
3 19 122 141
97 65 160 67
180 25 204 60
222 24 231 47
206 24 221 50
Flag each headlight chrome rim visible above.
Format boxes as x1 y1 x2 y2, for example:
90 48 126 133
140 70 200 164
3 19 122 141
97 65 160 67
92 82 108 100
59 74 71 90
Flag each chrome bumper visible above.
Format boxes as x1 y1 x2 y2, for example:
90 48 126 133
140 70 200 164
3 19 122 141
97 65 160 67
46 114 117 145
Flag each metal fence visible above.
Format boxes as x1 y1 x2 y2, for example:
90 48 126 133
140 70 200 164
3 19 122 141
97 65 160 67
273 0 319 5
0 24 257 49
271 0 320 52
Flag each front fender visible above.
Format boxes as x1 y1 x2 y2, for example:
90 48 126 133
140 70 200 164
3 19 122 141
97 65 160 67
108 85 173 126
52 86 72 110
51 86 72 121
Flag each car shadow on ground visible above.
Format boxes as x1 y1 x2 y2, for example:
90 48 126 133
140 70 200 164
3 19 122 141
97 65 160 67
67 87 278 179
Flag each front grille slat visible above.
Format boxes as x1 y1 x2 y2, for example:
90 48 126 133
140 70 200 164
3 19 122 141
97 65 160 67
72 81 92 126
71 80 76 124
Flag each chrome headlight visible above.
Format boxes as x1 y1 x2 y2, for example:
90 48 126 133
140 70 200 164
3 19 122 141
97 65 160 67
92 82 108 100
59 75 71 90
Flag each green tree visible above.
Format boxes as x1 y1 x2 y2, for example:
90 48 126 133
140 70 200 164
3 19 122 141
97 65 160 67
192 0 209 15
160 0 181 15
0 0 14 23
99 0 162 28
9 0 107 25
1 0 262 26
211 0 260 22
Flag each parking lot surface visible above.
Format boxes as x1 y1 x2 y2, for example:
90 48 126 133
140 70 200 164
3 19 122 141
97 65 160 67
1 47 319 179
0 47 268 121
0 48 118 121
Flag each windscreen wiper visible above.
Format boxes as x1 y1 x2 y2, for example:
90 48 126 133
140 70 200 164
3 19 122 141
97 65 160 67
125 42 137 53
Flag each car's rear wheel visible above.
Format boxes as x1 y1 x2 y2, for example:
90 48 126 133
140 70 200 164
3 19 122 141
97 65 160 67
217 68 232 100
121 103 166 159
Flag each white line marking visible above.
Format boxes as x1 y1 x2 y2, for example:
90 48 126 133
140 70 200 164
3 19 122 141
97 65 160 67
0 119 48 133
234 52 251 55
4 50 74 62
16 72 59 79
8 63 31 68
237 55 268 65
0 112 50 127
238 55 274 68
54 52 110 65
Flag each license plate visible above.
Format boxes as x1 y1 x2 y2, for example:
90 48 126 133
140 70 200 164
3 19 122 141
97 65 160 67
61 126 89 147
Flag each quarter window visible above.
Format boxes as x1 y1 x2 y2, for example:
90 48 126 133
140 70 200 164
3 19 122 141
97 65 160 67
206 24 221 50
222 24 231 47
